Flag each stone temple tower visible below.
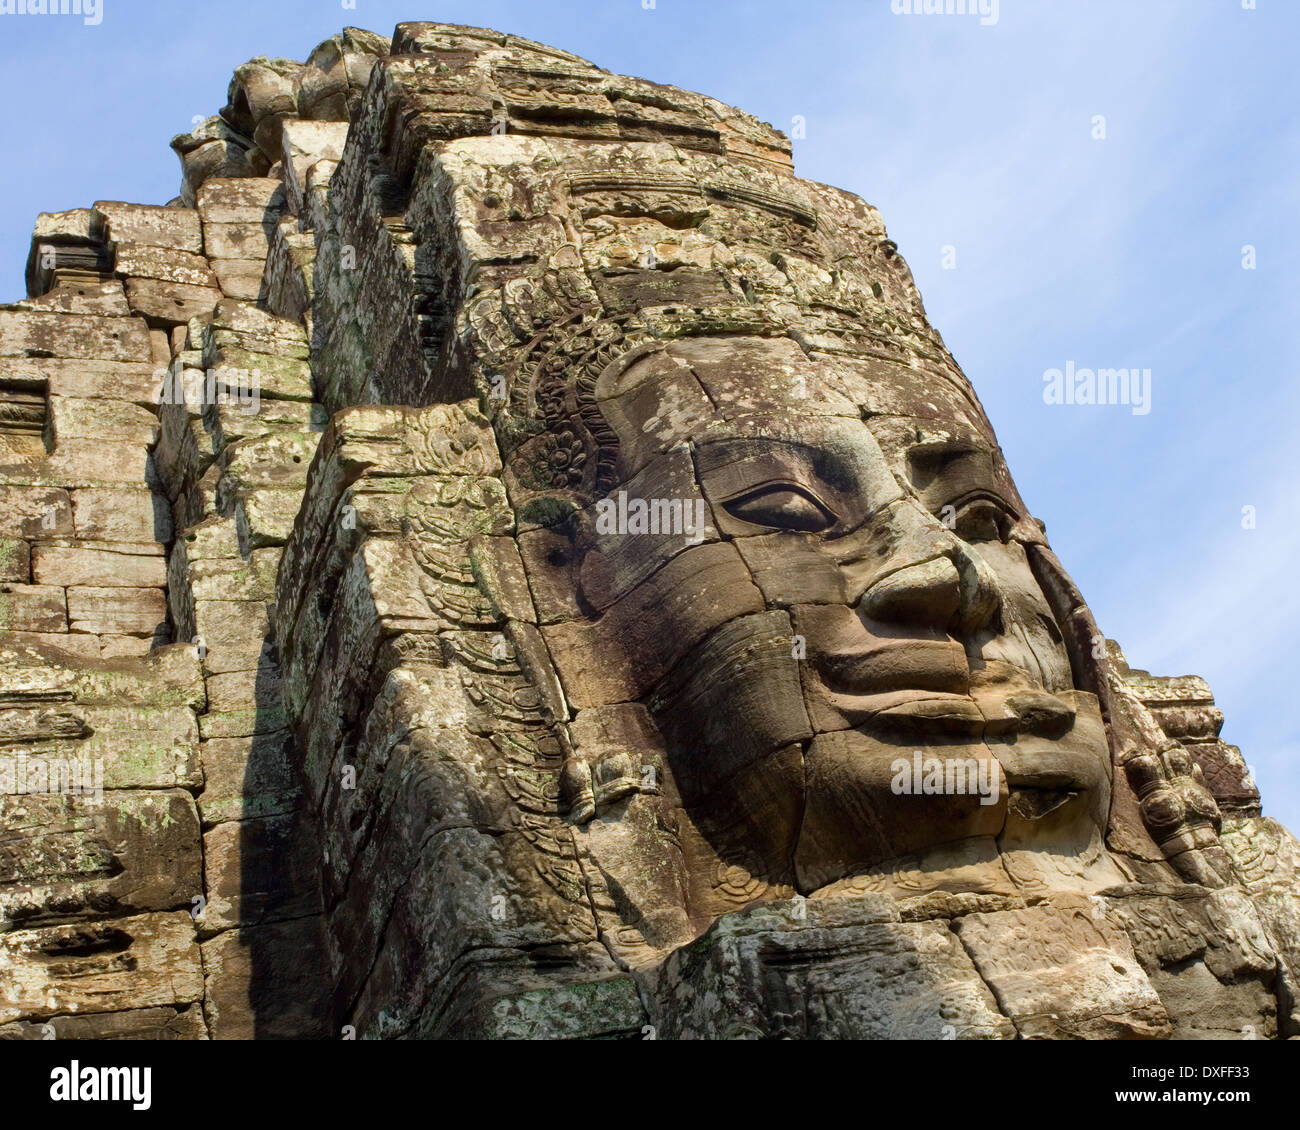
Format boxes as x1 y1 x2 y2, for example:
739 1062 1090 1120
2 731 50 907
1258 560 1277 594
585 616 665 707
1 23 1295 1040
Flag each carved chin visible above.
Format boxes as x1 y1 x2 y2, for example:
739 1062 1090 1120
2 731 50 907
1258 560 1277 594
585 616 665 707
649 640 1113 895
792 732 1009 891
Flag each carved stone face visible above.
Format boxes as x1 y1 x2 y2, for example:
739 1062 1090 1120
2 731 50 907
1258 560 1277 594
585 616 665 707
519 333 1121 901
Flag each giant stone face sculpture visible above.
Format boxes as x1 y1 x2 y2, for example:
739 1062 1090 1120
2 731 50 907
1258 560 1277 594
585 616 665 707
405 134 1221 934
2 22 1296 1041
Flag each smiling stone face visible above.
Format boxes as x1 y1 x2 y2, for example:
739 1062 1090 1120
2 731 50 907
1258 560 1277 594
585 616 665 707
349 118 1265 973
514 333 1123 900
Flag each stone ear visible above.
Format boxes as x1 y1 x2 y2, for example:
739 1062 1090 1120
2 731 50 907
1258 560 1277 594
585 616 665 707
560 756 596 823
557 508 617 616
577 548 614 610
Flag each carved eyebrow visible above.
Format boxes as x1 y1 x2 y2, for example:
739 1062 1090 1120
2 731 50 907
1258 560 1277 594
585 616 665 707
695 441 818 498
694 433 858 484
905 438 991 487
907 438 979 464
945 487 1020 515
696 435 812 472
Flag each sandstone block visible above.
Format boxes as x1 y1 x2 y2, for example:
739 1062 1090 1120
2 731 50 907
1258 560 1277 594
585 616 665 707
0 911 203 1024
92 201 203 253
68 585 167 636
0 583 66 632
32 543 165 587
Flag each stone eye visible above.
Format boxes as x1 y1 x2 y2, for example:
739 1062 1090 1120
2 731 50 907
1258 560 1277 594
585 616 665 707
944 495 1014 543
722 483 837 533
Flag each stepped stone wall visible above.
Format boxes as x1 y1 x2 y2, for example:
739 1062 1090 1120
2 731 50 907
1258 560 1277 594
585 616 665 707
0 22 1296 1040
0 28 383 1039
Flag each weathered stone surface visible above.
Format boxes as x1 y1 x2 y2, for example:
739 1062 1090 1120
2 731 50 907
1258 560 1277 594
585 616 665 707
20 281 131 317
32 543 165 587
124 277 223 324
0 639 203 709
0 1004 206 1040
1103 887 1280 1038
1 357 161 405
0 309 151 361
172 134 259 207
235 487 304 550
1 19 1294 1045
0 911 202 1023
953 901 1171 1039
0 631 99 659
196 730 298 826
73 703 202 788
200 916 329 1039
0 486 73 538
100 635 161 659
280 120 349 211
542 542 764 706
72 487 172 543
200 811 322 932
442 975 646 1040
0 539 31 583
648 898 1013 1039
343 826 604 1038
92 201 203 253
0 584 66 632
115 243 218 287
0 791 201 927
192 599 272 674
205 397 324 451
50 397 157 444
263 221 315 322
202 221 271 261
67 585 167 636
35 440 158 489
212 258 266 300
196 177 288 224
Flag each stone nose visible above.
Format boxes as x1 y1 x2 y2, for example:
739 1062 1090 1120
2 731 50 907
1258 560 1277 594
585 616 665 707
858 557 961 630
857 549 1000 636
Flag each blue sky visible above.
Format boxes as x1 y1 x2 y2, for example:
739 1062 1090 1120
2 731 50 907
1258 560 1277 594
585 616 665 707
1 0 1295 829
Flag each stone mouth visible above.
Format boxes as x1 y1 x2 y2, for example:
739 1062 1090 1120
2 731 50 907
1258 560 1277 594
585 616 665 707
812 637 970 696
815 672 1080 742
1007 786 1080 821
835 690 988 737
